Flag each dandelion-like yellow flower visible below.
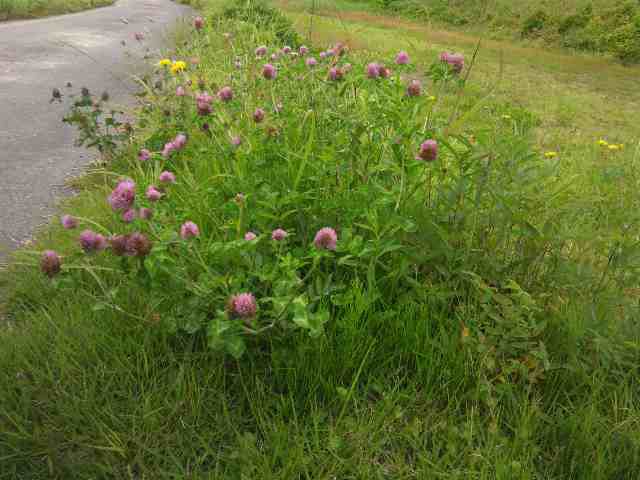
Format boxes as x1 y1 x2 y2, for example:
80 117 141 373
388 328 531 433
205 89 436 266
597 139 608 146
170 60 187 74
428 95 437 101
158 58 172 67
608 144 620 151
501 114 512 120
544 151 558 159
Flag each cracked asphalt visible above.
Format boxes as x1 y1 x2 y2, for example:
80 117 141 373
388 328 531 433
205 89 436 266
0 0 192 261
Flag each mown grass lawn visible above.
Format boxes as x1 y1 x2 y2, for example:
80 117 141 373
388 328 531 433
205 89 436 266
1 0 640 478
0 0 114 21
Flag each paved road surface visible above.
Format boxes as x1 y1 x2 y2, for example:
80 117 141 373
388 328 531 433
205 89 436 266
0 0 192 261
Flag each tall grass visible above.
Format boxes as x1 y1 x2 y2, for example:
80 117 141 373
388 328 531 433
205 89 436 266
0 0 114 20
1 0 640 477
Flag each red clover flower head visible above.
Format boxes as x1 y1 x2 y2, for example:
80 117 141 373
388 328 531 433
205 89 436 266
126 232 152 257
314 227 338 251
271 228 288 241
194 16 204 30
217 86 233 102
122 208 137 223
180 221 200 239
228 292 257 319
306 57 318 67
282 46 292 54
395 51 410 65
328 67 343 81
108 179 136 212
255 45 268 57
40 250 61 278
176 85 186 97
407 79 421 97
253 107 265 123
146 185 163 202
138 148 151 161
244 231 257 241
61 214 78 229
109 235 128 256
366 62 380 79
262 63 277 80
79 230 107 253
416 139 438 162
159 171 176 184
299 45 309 55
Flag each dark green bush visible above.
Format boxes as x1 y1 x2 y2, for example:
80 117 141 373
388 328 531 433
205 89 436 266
521 10 549 38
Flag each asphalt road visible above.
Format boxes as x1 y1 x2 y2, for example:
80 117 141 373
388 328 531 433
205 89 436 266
0 0 192 261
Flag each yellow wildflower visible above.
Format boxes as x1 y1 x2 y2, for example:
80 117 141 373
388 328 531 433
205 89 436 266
170 60 187 74
158 58 172 67
597 139 608 147
608 144 620 151
501 114 512 120
427 95 437 101
544 151 558 159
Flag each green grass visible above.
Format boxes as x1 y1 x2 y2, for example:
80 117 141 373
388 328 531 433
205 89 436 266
0 0 114 21
296 0 640 63
2 0 640 478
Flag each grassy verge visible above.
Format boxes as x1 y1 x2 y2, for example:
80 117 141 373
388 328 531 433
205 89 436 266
0 0 114 21
1 0 640 478
298 0 640 63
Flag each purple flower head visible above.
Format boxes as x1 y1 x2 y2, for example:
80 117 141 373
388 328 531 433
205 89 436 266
218 86 233 102
194 16 204 30
173 133 187 150
282 46 292 54
244 231 257 241
134 32 144 42
180 221 199 240
366 63 380 79
196 92 214 115
416 139 438 162
122 208 137 223
319 51 327 59
407 79 421 97
328 67 343 81
176 85 186 97
262 63 277 80
146 185 163 202
230 136 242 147
395 51 410 65
228 293 257 319
314 227 338 251
79 230 107 253
162 142 176 158
41 250 61 278
126 232 152 257
306 57 318 67
299 45 309 55
138 148 151 162
253 107 265 123
108 179 136 212
379 66 392 78
110 235 128 256
61 214 78 230
159 170 176 184
139 207 153 220
271 228 288 241
441 52 464 73
255 45 268 57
